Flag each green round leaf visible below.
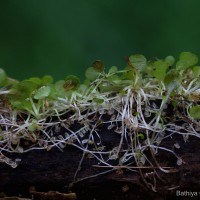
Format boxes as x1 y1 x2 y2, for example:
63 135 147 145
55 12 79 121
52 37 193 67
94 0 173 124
122 66 134 80
29 77 42 86
54 80 66 97
192 66 200 77
176 52 198 70
108 66 118 74
85 67 101 81
129 54 147 71
107 74 121 83
0 68 7 86
153 60 168 81
164 69 179 86
76 84 88 93
189 106 200 119
15 80 38 97
93 98 104 104
164 56 175 66
10 100 32 112
42 75 54 85
34 86 51 99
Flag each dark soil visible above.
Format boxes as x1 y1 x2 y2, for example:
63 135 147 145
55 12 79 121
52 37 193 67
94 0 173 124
0 113 200 200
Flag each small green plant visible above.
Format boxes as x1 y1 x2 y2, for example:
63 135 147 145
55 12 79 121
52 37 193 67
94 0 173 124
0 52 200 191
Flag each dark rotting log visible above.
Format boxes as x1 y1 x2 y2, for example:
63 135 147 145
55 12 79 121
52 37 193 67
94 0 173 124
0 126 200 200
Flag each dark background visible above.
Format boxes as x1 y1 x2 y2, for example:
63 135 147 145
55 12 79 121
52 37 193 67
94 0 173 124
0 0 200 81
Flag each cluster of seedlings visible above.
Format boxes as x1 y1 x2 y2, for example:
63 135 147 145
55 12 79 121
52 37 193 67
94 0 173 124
0 52 200 191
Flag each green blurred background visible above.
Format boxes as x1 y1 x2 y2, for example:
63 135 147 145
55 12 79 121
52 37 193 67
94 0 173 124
0 0 200 81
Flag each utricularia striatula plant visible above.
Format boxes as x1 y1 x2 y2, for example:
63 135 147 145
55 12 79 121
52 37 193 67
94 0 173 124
0 52 200 191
